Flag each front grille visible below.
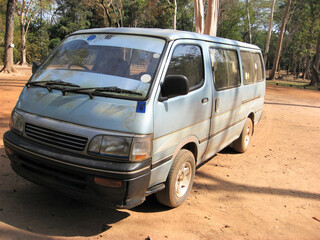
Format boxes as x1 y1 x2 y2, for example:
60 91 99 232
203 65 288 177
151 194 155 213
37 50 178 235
25 123 88 151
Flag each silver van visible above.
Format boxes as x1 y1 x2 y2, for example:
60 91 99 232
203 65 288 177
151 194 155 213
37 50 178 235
4 28 265 208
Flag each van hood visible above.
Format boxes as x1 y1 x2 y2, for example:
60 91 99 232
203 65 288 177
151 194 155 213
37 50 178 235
16 87 151 134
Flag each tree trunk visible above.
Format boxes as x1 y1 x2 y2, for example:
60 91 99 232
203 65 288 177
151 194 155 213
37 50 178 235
204 0 219 36
297 58 302 78
246 0 252 44
264 0 276 65
268 0 291 80
292 52 297 76
304 56 311 80
310 32 320 87
101 0 112 27
19 23 28 65
173 0 177 30
194 0 204 34
1 0 17 73
304 0 315 80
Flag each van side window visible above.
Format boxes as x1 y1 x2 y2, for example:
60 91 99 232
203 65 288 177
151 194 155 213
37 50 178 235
209 48 240 90
166 45 204 90
241 51 264 84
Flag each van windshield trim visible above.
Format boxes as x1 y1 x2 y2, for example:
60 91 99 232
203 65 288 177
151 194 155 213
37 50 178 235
30 33 167 101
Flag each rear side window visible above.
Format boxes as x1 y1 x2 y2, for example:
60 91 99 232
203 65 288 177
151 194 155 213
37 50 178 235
209 48 240 90
241 51 264 84
166 44 204 90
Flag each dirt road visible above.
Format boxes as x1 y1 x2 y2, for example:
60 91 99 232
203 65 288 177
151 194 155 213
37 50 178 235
0 67 320 240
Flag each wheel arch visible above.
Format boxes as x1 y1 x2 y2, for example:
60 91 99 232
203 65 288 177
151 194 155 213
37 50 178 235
171 136 199 165
182 142 198 163
247 112 255 134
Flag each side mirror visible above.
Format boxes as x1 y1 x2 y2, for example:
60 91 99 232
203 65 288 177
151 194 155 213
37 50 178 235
159 75 189 101
32 61 39 74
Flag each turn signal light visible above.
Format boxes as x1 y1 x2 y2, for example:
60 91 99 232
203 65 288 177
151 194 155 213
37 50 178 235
5 146 13 155
94 177 122 188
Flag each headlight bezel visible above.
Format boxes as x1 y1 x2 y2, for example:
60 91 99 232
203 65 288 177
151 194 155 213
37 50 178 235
88 134 152 162
9 110 24 135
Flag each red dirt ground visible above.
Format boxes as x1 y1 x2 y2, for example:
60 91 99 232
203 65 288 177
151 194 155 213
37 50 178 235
0 66 319 240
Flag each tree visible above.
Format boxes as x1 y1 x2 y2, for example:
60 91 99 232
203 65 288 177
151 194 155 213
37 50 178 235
122 0 147 27
217 0 244 41
27 19 50 63
98 0 124 27
1 0 17 73
204 0 219 36
303 0 319 80
274 0 320 78
194 0 204 33
268 0 291 80
310 32 320 87
176 0 194 31
16 0 52 65
49 0 92 40
172 0 177 29
16 0 37 65
246 0 252 44
264 0 276 65
194 0 219 36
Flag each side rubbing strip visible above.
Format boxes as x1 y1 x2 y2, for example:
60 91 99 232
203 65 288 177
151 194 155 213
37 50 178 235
242 95 260 104
199 136 210 144
152 155 172 169
209 118 246 140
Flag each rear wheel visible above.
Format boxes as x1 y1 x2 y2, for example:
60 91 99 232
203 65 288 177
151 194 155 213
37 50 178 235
156 149 195 208
233 118 253 153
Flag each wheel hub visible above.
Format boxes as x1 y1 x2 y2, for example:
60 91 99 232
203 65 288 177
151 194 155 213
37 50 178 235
175 162 192 198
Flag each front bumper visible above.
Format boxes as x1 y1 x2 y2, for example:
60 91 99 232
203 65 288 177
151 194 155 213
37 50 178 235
3 131 151 209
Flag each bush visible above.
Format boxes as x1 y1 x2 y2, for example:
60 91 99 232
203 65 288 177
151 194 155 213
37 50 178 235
49 38 61 50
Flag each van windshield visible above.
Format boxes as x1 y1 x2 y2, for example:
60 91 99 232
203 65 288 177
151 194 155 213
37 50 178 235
30 34 166 99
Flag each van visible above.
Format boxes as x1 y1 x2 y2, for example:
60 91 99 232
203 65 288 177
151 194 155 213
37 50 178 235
4 28 265 208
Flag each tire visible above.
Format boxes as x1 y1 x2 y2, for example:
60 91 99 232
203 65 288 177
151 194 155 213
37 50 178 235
156 149 195 208
233 118 253 153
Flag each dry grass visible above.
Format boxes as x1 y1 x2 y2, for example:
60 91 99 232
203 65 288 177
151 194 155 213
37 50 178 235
266 70 318 91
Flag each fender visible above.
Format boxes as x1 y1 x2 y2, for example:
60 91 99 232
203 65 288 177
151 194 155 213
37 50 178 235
171 135 200 164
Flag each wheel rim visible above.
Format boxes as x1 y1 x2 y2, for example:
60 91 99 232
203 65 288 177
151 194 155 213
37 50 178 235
175 161 192 198
244 124 251 147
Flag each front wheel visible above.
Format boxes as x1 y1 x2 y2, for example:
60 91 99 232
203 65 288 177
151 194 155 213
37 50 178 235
232 118 253 153
156 149 195 208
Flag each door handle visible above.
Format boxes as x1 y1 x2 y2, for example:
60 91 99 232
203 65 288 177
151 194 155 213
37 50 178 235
215 98 219 113
201 97 209 104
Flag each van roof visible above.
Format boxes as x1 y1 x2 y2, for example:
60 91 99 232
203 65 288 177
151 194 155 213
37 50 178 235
71 27 260 50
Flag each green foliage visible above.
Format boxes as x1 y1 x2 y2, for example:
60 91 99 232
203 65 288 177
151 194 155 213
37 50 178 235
0 0 7 64
122 0 193 30
0 0 319 75
123 0 149 27
177 0 194 31
217 0 245 41
275 0 320 72
49 38 61 50
217 0 275 49
26 20 50 63
142 0 175 29
48 0 92 40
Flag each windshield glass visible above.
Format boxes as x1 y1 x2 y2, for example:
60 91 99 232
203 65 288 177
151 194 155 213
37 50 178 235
30 34 166 99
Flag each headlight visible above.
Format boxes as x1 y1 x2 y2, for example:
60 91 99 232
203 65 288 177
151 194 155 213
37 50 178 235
9 110 24 135
88 134 152 162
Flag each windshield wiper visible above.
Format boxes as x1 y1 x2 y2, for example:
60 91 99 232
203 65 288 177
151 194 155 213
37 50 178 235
61 86 142 99
26 80 80 92
93 87 142 96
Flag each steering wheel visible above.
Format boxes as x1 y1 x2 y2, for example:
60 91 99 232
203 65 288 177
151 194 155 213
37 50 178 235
67 63 89 70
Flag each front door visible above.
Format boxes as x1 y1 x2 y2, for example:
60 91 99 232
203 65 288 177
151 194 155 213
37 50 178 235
153 40 212 165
